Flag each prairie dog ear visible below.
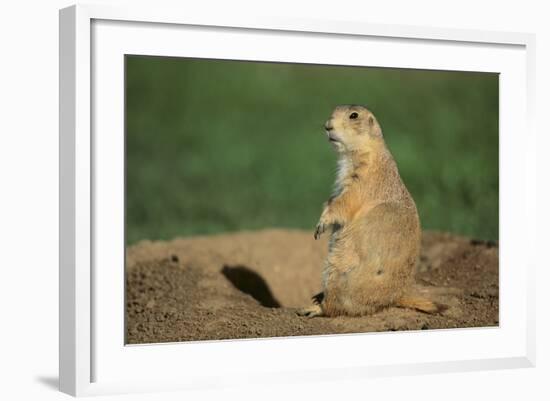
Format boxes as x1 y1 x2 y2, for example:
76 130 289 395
368 116 375 126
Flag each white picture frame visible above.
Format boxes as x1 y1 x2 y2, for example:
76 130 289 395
59 3 536 397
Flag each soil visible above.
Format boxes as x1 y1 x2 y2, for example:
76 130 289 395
126 229 498 344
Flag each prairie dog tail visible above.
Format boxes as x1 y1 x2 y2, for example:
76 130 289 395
395 294 441 313
395 285 462 313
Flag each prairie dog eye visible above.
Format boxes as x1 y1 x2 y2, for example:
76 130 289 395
349 112 359 120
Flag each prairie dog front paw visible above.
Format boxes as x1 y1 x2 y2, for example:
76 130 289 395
314 207 331 240
314 221 326 240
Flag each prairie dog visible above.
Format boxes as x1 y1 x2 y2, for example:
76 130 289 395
298 105 438 317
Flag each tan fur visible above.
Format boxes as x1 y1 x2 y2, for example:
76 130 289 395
395 295 439 314
298 105 437 318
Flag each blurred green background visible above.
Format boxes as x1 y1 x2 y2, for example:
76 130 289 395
125 56 498 245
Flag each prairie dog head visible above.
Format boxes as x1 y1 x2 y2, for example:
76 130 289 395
324 105 383 153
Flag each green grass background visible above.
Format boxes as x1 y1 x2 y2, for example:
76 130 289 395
125 56 498 245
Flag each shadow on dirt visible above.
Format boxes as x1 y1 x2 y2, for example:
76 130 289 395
222 265 281 308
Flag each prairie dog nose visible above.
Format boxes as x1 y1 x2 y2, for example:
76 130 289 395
324 120 333 131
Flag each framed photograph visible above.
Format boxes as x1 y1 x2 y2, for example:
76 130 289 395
59 4 536 396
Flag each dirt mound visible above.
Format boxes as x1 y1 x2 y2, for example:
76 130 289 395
126 229 498 344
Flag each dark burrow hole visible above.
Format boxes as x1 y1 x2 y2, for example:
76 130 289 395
221 265 281 308
470 238 498 248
